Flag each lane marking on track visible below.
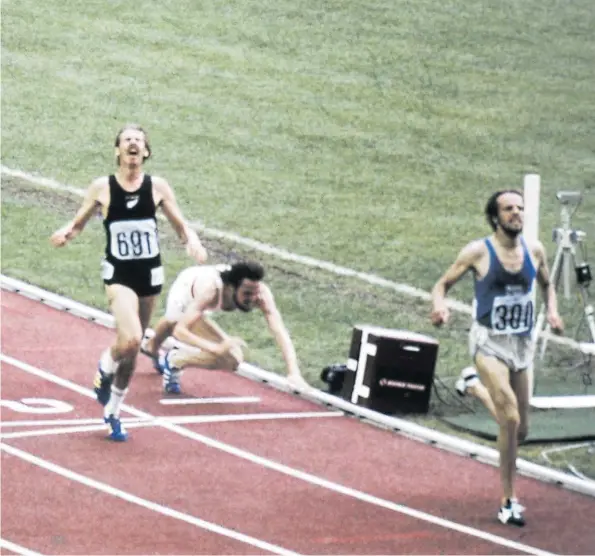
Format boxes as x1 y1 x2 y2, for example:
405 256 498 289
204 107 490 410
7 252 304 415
0 398 73 414
3 277 593 497
0 443 300 556
2 424 118 439
0 411 344 439
159 396 260 405
0 538 44 556
0 418 149 428
1 353 557 556
0 411 342 429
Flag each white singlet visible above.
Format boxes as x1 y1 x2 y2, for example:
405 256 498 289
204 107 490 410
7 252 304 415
164 265 224 321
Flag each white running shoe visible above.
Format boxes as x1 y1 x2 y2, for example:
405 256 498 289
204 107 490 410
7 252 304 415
455 366 480 397
510 498 526 512
498 498 525 527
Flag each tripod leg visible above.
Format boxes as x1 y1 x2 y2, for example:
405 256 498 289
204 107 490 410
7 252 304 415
528 241 565 398
536 241 565 359
577 287 595 344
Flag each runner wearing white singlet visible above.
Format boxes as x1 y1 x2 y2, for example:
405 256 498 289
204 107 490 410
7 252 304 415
141 261 310 393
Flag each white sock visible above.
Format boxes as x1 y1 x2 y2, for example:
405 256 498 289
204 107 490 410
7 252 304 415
100 348 119 376
104 385 127 419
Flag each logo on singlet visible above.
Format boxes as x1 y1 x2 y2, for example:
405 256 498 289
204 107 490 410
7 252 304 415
125 195 139 209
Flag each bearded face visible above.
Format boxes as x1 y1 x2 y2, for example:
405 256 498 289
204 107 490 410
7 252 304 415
495 193 524 238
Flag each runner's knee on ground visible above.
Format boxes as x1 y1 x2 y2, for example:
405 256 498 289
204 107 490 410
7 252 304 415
168 341 243 371
216 347 244 371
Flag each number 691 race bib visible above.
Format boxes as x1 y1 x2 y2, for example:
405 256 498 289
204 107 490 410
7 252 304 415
109 219 159 261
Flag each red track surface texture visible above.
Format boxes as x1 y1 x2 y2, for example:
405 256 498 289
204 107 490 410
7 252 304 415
2 290 595 555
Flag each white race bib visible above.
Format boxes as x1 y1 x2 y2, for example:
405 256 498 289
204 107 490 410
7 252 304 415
109 219 159 261
490 291 534 335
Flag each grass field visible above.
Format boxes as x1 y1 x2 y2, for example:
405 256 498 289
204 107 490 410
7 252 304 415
2 0 595 477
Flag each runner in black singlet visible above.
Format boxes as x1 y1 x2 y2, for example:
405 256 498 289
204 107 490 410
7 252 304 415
102 173 163 297
51 124 208 442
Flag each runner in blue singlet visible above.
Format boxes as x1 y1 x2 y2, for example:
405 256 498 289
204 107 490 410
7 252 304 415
430 190 563 527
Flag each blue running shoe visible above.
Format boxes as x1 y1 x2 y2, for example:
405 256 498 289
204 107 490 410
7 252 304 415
104 414 128 442
93 368 113 406
161 350 182 394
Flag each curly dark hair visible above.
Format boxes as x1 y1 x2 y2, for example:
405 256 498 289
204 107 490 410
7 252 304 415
220 261 265 287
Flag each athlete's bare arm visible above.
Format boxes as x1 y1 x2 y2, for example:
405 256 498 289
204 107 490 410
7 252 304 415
152 176 207 263
431 240 486 326
258 284 306 384
50 177 107 246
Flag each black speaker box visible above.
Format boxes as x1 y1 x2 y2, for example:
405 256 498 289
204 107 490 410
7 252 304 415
340 325 439 414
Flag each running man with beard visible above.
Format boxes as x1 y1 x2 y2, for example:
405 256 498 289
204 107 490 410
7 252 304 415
50 124 208 441
430 190 563 527
140 261 311 393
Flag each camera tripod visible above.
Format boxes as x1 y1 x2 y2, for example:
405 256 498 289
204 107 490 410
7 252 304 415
533 191 595 366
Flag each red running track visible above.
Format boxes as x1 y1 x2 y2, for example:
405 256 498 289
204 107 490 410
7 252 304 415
1 290 595 555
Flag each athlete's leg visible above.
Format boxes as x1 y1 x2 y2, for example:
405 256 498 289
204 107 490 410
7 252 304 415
469 383 500 424
509 370 530 444
457 367 500 424
95 285 146 440
168 318 244 371
142 316 176 359
474 352 521 505
105 284 148 387
159 317 245 394
105 291 157 396
95 285 142 404
145 267 191 358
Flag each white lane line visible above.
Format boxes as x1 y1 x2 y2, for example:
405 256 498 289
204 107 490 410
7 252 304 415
1 353 556 556
159 396 260 405
0 417 148 427
0 443 299 556
0 165 472 313
1 411 340 428
170 411 344 424
1 424 118 439
0 412 344 439
0 538 44 556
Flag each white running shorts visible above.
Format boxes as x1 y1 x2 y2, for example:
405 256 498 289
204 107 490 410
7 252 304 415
469 321 534 372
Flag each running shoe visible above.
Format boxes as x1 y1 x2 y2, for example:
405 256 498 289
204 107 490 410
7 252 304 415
160 350 182 394
104 414 128 442
455 366 480 397
498 499 525 527
93 368 113 406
